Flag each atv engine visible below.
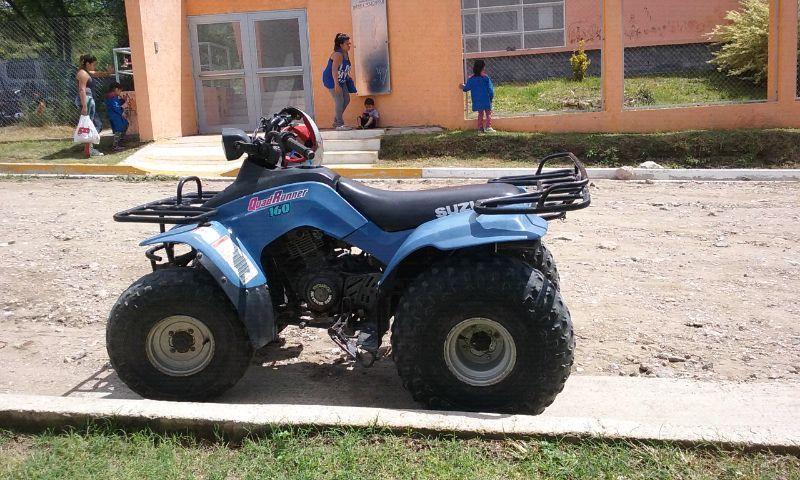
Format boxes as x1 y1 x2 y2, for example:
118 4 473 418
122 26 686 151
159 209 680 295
267 228 381 321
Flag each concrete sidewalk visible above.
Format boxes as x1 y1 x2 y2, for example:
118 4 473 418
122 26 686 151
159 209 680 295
2 376 798 450
3 162 800 181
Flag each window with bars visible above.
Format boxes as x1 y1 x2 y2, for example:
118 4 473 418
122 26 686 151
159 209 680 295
462 0 566 54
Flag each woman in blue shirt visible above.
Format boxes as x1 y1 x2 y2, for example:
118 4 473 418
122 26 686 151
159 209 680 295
322 33 356 130
460 60 495 133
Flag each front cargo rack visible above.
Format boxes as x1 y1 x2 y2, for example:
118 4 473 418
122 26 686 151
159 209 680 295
113 177 220 231
476 152 591 220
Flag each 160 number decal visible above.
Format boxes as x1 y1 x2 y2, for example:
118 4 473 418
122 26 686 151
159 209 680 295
267 203 291 217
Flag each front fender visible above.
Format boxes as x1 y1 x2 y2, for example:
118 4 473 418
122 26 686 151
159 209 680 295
141 221 275 348
380 212 548 283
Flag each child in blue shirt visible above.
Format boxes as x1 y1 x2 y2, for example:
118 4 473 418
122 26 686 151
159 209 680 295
460 60 495 133
104 82 129 151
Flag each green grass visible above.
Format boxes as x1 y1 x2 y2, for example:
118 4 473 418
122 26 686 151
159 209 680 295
378 129 800 169
492 76 603 113
1 427 798 480
0 125 76 142
0 125 148 165
0 136 148 165
485 71 765 115
624 72 766 108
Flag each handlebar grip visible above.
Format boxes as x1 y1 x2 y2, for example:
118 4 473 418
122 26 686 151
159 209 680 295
285 136 315 160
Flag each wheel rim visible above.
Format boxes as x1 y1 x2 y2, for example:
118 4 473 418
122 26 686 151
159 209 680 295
444 318 517 387
145 315 215 377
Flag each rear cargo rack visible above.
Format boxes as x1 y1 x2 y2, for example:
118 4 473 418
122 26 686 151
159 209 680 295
476 152 591 220
113 177 220 231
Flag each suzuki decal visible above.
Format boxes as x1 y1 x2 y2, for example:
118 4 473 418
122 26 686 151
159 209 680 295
435 201 475 218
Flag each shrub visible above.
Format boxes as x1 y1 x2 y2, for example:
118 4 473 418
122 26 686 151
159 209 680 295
708 0 769 84
569 40 591 82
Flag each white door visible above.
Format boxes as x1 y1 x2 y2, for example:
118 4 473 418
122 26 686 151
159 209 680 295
189 10 313 134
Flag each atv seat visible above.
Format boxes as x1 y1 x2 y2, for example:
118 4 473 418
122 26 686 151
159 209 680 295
337 178 520 232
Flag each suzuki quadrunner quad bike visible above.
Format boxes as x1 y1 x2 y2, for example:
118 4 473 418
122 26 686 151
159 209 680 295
109 108 591 414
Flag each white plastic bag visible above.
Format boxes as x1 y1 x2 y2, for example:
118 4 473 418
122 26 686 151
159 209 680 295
73 115 100 145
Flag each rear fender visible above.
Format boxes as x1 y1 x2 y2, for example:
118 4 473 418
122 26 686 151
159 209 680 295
140 221 275 348
380 211 548 284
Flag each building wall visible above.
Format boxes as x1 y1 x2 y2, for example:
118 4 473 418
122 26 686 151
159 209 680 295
126 0 197 140
469 0 742 60
489 0 800 134
468 0 742 85
621 0 742 48
128 0 800 139
572 0 741 49
186 0 465 131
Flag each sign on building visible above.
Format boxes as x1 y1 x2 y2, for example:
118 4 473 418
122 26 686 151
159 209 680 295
351 0 391 95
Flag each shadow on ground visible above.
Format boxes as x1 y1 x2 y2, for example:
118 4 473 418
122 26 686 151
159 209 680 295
40 136 146 161
63 341 419 409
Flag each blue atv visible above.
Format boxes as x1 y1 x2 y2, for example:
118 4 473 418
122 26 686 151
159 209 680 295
109 108 591 414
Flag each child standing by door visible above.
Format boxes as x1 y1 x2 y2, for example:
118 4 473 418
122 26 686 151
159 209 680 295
459 59 495 133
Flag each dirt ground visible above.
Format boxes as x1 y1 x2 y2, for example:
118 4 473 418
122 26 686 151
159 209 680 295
0 176 798 407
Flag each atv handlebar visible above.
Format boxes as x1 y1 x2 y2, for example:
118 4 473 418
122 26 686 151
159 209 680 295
228 126 312 168
222 108 319 169
285 135 315 160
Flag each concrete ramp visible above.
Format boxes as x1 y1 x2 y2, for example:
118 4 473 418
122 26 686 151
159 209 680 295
2 377 798 450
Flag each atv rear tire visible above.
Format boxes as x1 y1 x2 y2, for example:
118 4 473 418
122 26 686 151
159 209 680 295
107 268 252 401
522 242 560 291
392 256 574 415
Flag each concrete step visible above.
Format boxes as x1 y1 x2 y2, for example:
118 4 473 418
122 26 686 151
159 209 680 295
321 129 385 140
172 135 221 145
123 156 243 176
136 148 226 161
322 150 378 165
323 138 381 152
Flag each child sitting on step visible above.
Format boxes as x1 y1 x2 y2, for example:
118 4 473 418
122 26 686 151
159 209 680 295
358 98 380 129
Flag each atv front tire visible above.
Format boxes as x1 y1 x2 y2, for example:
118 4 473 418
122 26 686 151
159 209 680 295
392 256 574 415
107 268 252 401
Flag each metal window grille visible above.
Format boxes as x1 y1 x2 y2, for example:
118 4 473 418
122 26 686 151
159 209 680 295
462 0 567 54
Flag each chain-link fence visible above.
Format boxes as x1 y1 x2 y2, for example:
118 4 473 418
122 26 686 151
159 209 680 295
622 0 768 109
0 14 130 131
461 0 603 118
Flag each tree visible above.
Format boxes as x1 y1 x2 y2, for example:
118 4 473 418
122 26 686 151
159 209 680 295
0 0 128 64
0 0 129 124
708 0 770 84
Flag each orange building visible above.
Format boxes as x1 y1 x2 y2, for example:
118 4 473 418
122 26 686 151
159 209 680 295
125 0 799 140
